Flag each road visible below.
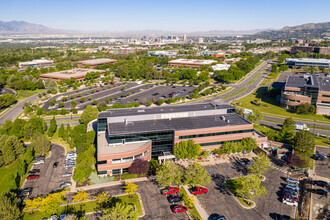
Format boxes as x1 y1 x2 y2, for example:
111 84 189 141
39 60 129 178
0 94 39 126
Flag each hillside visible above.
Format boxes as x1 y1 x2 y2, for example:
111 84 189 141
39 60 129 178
0 20 63 34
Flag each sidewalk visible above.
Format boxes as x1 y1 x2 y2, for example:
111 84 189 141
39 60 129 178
183 185 208 220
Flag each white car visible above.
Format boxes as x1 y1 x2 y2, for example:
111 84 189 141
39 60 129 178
287 183 299 191
282 199 298 206
62 172 72 177
286 177 299 185
60 182 72 189
33 160 45 165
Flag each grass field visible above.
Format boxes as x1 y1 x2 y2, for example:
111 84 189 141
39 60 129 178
49 128 72 153
17 89 44 100
235 87 330 123
23 194 143 220
180 186 202 220
247 71 264 86
222 87 247 100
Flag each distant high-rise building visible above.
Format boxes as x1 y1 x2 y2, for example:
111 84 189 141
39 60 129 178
198 38 204 43
183 34 187 41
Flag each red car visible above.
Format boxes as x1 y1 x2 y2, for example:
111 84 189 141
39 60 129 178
283 194 298 202
27 175 39 180
190 187 208 195
162 187 179 195
96 90 99 92
110 82 115 85
173 205 187 213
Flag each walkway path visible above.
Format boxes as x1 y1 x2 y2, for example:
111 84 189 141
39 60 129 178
183 185 209 220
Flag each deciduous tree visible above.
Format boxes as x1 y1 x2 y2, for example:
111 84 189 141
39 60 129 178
24 197 42 214
156 161 183 187
128 159 149 175
248 153 272 177
79 105 99 125
235 175 267 200
100 202 138 220
184 162 210 186
39 191 66 215
0 192 21 220
124 182 138 198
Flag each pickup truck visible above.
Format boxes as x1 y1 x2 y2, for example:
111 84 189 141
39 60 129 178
161 187 179 195
295 123 310 131
190 187 208 195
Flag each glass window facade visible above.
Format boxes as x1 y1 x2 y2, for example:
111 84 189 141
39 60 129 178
135 153 143 159
97 118 107 132
112 159 121 164
122 168 129 173
112 169 121 175
179 129 253 140
97 170 107 175
200 139 241 147
305 86 319 105
97 160 107 165
122 157 133 162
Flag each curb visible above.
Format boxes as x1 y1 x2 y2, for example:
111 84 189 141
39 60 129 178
136 192 146 217
232 196 256 209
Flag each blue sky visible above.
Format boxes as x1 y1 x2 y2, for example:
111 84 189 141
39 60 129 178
1 0 329 32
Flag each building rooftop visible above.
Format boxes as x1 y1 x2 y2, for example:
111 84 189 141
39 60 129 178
168 58 217 65
286 58 330 64
108 113 251 135
285 74 330 91
19 58 53 65
285 76 307 88
40 68 105 79
78 58 117 65
98 103 234 119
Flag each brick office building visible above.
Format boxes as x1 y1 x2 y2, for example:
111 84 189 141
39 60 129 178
291 46 330 55
19 58 54 70
96 103 267 175
77 58 117 69
40 68 105 81
168 59 217 67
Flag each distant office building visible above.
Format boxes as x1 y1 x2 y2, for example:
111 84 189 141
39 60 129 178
77 58 117 69
183 34 187 41
96 103 267 175
285 58 330 68
224 57 241 64
168 59 217 67
40 68 105 82
291 46 330 55
226 49 242 54
112 47 144 54
281 74 330 115
19 58 54 70
212 64 231 71
198 38 204 43
148 50 178 58
200 50 225 57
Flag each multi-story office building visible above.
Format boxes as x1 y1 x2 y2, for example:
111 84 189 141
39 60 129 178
112 47 145 55
40 68 105 82
19 58 54 70
168 59 217 67
148 50 178 58
200 50 225 57
285 58 330 68
77 58 117 69
96 103 267 175
281 74 330 115
291 46 330 55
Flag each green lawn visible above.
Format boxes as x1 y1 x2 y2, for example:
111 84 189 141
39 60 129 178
23 194 143 220
17 89 44 100
235 87 330 123
180 187 202 220
49 128 71 153
222 87 247 100
247 71 263 86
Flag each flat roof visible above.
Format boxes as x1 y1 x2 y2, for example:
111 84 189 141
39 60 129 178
78 58 117 65
285 75 330 91
98 103 234 119
40 68 105 79
286 58 330 64
19 59 54 65
285 76 307 88
108 113 251 135
168 59 217 65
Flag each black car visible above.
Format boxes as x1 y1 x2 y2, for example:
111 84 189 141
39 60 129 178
312 189 328 196
312 154 327 161
282 188 298 195
28 169 40 174
167 195 182 203
313 180 328 188
53 162 59 168
275 214 291 220
18 187 33 197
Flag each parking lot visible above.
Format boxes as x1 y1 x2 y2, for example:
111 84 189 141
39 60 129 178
22 144 73 198
314 146 329 178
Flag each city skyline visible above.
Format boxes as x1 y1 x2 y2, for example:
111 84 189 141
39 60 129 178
1 0 330 32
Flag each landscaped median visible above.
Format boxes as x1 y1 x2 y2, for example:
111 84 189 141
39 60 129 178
23 193 143 220
180 186 203 220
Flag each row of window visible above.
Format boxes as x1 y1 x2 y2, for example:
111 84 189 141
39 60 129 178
283 98 300 103
199 139 241 147
97 150 149 165
112 168 129 175
179 129 253 140
322 94 330 98
321 101 330 104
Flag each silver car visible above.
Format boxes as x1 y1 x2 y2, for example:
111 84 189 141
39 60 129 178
286 177 299 185
60 182 72 189
62 172 72 177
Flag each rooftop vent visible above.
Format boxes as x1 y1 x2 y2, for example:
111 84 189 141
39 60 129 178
226 119 230 123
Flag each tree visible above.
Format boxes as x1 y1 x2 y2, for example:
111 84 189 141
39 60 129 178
31 133 51 156
16 158 26 177
100 202 138 220
47 117 57 137
124 182 138 198
72 191 89 205
271 63 278 73
71 100 77 107
2 138 16 164
287 152 306 168
148 159 159 175
247 109 263 123
248 153 272 177
24 197 42 214
94 192 111 210
0 94 16 109
73 145 96 183
278 118 296 144
79 105 99 125
156 161 184 187
58 124 65 139
278 54 291 64
146 101 152 106
220 141 235 155
128 159 149 175
235 175 267 200
49 99 56 106
157 99 165 105
296 103 316 114
0 192 21 220
80 97 85 103
39 191 66 215
283 117 296 130
279 65 289 72
184 162 210 186
181 193 195 209
293 130 315 154
174 140 202 159
240 137 258 153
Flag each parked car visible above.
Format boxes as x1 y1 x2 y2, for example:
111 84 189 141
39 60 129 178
190 187 208 195
172 205 187 213
209 214 226 220
167 195 182 203
312 154 327 161
53 162 59 168
62 172 72 177
28 169 40 174
49 214 58 220
27 175 39 180
283 194 298 202
110 82 115 85
19 187 33 197
161 187 179 195
282 188 298 196
60 182 72 189
282 198 298 206
286 183 299 191
60 214 67 220
240 158 251 165
33 160 44 165
34 156 45 160
312 189 328 196
312 180 328 188
286 177 299 185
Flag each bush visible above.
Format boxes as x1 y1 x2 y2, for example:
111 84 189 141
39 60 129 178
114 173 138 181
296 103 315 114
51 89 58 95
72 109 78 114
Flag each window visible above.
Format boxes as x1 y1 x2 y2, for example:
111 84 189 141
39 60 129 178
122 157 133 163
112 169 121 175
122 168 129 173
97 160 107 165
322 94 330 98
144 150 150 156
179 129 253 140
112 159 121 164
97 170 107 175
135 153 143 159
321 101 330 104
